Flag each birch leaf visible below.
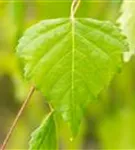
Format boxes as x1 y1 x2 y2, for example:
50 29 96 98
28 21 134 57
29 112 57 150
17 18 128 136
118 0 135 62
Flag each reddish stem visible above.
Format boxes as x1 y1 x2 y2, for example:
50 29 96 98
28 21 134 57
0 86 35 150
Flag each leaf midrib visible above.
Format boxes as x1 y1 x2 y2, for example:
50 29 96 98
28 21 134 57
71 17 76 129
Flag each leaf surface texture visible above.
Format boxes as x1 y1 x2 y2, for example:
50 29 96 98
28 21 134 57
29 112 57 150
17 18 128 136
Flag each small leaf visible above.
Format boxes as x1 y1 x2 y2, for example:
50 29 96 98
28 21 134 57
29 112 57 150
118 0 135 62
17 18 128 136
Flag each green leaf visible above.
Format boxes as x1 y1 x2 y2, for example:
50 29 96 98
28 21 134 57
17 18 128 136
29 112 57 150
118 0 135 62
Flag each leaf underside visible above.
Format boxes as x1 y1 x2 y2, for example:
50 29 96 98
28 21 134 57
29 112 57 150
17 18 128 136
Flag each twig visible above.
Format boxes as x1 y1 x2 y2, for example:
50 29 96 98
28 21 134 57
0 86 35 150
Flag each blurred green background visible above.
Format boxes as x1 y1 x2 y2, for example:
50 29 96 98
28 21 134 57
1 0 135 149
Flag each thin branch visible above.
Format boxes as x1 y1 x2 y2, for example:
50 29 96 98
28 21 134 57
70 0 81 20
0 86 35 150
